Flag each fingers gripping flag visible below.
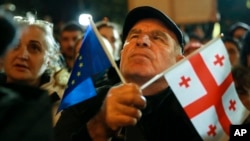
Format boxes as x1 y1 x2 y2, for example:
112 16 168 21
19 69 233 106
164 38 249 140
58 23 111 112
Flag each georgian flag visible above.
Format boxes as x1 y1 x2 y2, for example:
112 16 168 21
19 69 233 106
164 38 249 140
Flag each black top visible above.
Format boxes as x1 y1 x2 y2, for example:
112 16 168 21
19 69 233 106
0 83 54 141
54 85 202 141
0 72 60 103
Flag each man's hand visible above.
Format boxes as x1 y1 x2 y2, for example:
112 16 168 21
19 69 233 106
87 83 146 140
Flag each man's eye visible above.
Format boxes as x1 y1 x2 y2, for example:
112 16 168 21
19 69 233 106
130 34 139 39
152 35 165 42
153 36 161 40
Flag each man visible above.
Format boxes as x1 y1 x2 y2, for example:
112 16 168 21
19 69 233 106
96 19 122 61
55 6 202 141
59 21 84 71
228 22 249 47
232 65 250 124
222 37 241 67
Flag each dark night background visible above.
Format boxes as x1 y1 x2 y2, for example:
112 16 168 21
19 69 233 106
0 0 127 25
0 0 250 34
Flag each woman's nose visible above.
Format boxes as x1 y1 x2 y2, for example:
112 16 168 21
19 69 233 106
136 34 151 47
17 47 29 60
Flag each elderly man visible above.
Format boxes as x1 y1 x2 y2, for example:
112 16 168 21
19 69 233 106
55 6 202 141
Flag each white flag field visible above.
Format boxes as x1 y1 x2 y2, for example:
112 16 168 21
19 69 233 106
141 38 250 140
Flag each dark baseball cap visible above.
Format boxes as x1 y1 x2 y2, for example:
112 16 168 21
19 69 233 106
229 22 250 36
122 6 184 50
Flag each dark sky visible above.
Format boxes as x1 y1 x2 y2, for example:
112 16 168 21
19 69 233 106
1 0 250 33
1 0 82 23
0 0 128 26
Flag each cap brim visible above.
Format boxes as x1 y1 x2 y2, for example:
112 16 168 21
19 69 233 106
122 6 184 48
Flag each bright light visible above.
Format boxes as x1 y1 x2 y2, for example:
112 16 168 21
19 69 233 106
247 0 250 9
212 22 221 39
78 14 92 26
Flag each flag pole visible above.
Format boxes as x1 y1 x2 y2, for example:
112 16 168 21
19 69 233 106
89 17 126 83
89 17 126 138
140 36 222 90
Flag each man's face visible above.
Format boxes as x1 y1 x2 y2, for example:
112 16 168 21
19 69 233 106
120 18 182 83
224 41 240 66
233 28 247 41
98 26 116 53
60 30 82 58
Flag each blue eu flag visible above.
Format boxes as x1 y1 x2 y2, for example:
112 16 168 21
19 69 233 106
58 24 111 111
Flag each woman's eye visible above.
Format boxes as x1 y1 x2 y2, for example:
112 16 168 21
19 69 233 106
27 43 42 53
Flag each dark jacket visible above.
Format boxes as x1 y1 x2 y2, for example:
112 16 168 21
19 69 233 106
55 85 202 141
0 83 54 141
0 72 59 141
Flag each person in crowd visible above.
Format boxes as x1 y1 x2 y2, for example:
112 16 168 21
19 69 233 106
0 16 69 126
95 19 122 86
72 19 121 87
228 22 249 46
72 33 115 87
0 9 18 72
72 35 83 61
182 32 203 56
0 10 54 141
222 36 241 67
96 17 122 61
187 33 203 44
55 6 202 141
232 65 250 123
183 41 203 56
240 30 250 68
59 21 84 71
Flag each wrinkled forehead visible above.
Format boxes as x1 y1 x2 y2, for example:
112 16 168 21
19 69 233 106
127 18 178 42
19 25 52 50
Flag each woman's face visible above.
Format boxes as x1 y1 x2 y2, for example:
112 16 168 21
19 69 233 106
4 25 49 86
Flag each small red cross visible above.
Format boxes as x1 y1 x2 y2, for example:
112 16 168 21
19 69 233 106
207 124 217 136
179 76 191 88
229 99 236 111
213 54 225 66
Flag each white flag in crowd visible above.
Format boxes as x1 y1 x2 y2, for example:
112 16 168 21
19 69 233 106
164 38 249 140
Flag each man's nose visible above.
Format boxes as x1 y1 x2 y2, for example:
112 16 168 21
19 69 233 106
136 34 151 47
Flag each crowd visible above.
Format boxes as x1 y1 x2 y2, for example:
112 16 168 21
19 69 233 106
0 4 250 141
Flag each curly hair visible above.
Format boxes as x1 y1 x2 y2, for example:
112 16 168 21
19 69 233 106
13 16 64 74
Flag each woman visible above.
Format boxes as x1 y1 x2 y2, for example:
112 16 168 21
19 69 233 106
1 16 69 126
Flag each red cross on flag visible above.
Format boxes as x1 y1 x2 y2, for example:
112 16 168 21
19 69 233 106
163 38 249 140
